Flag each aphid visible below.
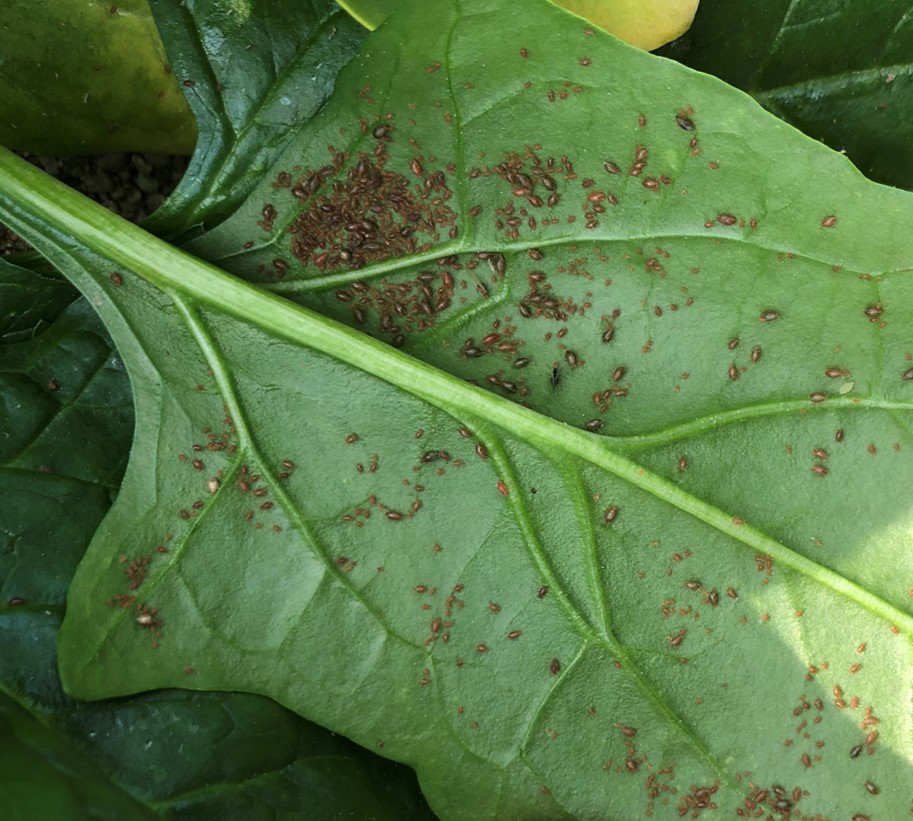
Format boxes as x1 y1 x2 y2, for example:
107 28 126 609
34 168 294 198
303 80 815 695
565 350 579 367
705 589 719 607
759 310 780 322
584 419 604 432
612 365 626 382
678 456 688 471
513 357 531 368
851 815 870 821
420 451 440 463
345 433 359 444
464 346 484 358
7 597 26 606
601 326 615 343
385 510 404 521
537 586 549 598
458 426 473 438
669 628 686 648
813 448 829 459
728 364 740 381
717 214 737 226
603 505 619 524
684 579 702 591
604 161 620 174
849 743 863 758
676 115 696 131
550 366 560 390
372 123 392 139
476 644 488 653
812 464 829 477
836 428 845 443
110 271 124 286
507 630 521 639
864 781 879 795
497 480 509 496
410 157 423 176
809 392 828 403
902 367 913 381
475 443 488 460
821 215 838 228
727 337 740 350
550 657 561 675
625 758 639 773
136 614 154 626
726 587 738 599
863 304 883 319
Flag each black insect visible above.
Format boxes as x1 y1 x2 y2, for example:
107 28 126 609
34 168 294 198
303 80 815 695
550 366 560 390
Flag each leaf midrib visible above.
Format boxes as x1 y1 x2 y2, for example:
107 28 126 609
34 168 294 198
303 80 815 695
2 146 911 639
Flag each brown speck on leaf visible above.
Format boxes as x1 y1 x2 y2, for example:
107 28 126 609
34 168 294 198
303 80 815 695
821 215 838 228
110 272 124 286
497 480 509 496
902 367 913 381
809 392 828 403
603 505 619 524
549 657 560 675
759 310 780 322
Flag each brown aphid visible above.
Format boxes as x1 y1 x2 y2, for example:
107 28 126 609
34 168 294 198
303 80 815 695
601 326 615 343
110 271 124 286
476 644 488 653
612 365 626 382
821 215 838 228
507 630 521 639
726 587 738 599
851 816 870 821
514 357 531 368
864 781 879 795
678 456 688 471
705 589 719 607
458 426 473 438
759 310 780 322
625 758 639 773
603 505 619 524
750 345 762 364
812 464 829 477
584 419 604 432
385 510 404 521
684 579 702 591
669 628 687 648
410 157 423 176
537 586 549 598
717 214 737 226
565 349 579 367
497 480 509 496
812 447 829 459
901 367 913 381
475 443 488 460
728 363 739 381
809 392 828 403
836 428 845 443
864 304 883 320
549 657 561 675
604 161 621 174
727 337 740 350
345 433 358 444
7 597 26 606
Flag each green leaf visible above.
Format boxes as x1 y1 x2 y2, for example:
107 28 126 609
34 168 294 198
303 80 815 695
0 0 195 156
0 257 75 342
142 0 366 238
0 283 433 819
0 692 158 821
3 0 913 817
660 0 913 190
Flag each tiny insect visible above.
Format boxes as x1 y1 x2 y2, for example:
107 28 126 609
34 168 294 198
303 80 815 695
684 579 702 591
565 350 579 367
550 366 560 390
584 419 604 432
537 586 549 598
809 392 828 403
864 781 879 795
759 310 780 322
612 366 626 382
751 345 762 364
849 743 863 758
603 506 619 524
550 657 561 675
601 326 615 343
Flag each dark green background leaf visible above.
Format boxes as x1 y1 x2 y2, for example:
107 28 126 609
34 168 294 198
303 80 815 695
659 0 913 190
142 0 366 238
0 257 75 342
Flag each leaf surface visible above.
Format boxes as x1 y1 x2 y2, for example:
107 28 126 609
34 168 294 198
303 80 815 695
0 286 433 819
2 0 913 817
660 0 913 189
142 0 366 238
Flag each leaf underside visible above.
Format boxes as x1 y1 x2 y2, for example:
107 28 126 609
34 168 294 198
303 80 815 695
2 0 913 818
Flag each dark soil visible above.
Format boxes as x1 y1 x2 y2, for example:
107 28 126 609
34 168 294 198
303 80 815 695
0 152 189 255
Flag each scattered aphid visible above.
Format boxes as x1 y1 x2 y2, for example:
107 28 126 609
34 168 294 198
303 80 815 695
728 363 739 381
812 448 829 459
726 587 738 599
864 781 879 795
727 337 739 350
676 114 696 131
507 630 521 639
759 310 780 322
136 614 154 626
537 586 549 599
601 326 615 343
458 426 473 438
684 579 702 591
604 161 620 175
705 589 719 607
385 510 404 521
902 367 913 381
603 505 619 524
497 480 509 496
565 350 579 367
612 366 626 382
821 215 838 228
678 456 688 471
475 443 488 460
584 419 604 432
824 367 845 378
717 214 737 226
110 272 124 286
849 743 863 758
851 815 869 821
669 628 687 648
809 392 828 403
812 464 829 477
550 657 561 675
550 366 560 390
513 357 531 368
750 345 762 364
836 428 845 443
625 758 639 773
864 304 883 320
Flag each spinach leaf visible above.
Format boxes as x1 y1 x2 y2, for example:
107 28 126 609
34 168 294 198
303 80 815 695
2 0 912 817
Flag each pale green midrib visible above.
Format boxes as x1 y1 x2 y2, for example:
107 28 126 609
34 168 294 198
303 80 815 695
171 295 421 651
2 146 911 638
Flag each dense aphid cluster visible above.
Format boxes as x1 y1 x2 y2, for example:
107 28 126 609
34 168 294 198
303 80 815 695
275 120 457 274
